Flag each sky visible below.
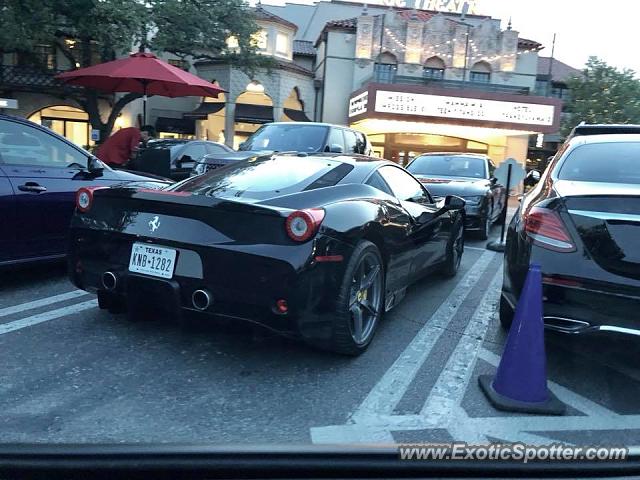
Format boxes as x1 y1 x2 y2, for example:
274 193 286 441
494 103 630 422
260 0 640 73
476 0 638 73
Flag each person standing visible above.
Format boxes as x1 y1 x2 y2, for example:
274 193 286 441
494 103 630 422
96 125 155 168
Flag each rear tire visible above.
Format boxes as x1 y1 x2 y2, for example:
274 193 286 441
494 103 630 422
442 217 464 278
499 294 514 331
323 240 385 356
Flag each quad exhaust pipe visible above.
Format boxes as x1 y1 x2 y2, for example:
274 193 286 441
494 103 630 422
102 271 118 291
192 289 212 311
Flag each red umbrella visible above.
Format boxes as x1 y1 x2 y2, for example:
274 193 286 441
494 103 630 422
56 52 224 124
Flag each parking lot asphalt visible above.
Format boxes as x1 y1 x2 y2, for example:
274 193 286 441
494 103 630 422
2 224 640 445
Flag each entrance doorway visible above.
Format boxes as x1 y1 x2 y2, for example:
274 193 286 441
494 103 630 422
368 133 489 166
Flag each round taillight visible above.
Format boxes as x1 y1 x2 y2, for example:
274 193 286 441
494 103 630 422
77 191 91 211
289 216 309 238
285 209 325 242
76 187 101 213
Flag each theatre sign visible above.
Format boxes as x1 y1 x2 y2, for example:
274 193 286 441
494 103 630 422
348 84 562 134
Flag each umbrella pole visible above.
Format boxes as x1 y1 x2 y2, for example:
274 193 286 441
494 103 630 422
143 82 147 126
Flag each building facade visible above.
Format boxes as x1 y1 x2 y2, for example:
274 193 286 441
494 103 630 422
1 0 574 169
264 0 563 167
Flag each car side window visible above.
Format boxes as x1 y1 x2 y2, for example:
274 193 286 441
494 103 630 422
181 143 207 161
355 132 368 154
343 130 359 154
378 166 428 202
488 159 496 178
365 171 393 195
0 119 87 168
325 128 345 153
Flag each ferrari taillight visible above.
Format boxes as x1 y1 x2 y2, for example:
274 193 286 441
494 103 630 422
285 209 325 242
75 187 104 213
523 206 575 252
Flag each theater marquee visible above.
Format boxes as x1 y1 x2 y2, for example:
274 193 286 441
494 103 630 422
374 90 556 127
347 84 562 134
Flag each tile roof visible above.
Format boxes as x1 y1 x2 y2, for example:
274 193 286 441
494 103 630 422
537 56 583 83
325 17 357 29
518 37 543 50
293 40 316 56
253 6 298 32
397 10 435 21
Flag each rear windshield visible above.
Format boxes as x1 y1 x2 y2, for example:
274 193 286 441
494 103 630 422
407 155 487 178
240 124 328 152
558 142 640 184
172 156 353 200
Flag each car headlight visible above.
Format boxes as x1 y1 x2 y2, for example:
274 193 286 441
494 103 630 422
463 195 484 205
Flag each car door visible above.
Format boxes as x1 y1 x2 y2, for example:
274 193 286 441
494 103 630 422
0 164 18 263
0 118 109 259
378 165 449 280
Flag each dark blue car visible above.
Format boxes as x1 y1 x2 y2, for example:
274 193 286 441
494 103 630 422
0 115 169 266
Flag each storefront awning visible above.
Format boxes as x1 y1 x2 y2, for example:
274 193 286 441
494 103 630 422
183 102 225 119
235 104 273 124
183 103 311 123
155 116 195 134
283 108 311 122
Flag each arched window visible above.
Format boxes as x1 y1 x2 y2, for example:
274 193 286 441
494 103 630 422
423 56 445 80
374 52 397 84
470 61 491 83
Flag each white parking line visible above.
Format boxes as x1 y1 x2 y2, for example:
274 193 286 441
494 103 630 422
464 246 489 252
0 299 97 336
352 250 497 422
310 253 498 444
0 290 89 318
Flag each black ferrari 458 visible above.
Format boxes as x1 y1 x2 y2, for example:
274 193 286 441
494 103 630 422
68 153 465 354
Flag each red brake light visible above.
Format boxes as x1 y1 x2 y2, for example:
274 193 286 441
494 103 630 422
524 206 575 252
75 187 105 213
285 208 325 242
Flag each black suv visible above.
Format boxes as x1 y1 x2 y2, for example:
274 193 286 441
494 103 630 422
192 122 373 175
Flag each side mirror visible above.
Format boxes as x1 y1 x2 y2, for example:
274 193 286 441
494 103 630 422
443 195 466 211
524 170 541 187
88 156 104 173
177 154 193 166
238 141 247 150
490 176 498 186
329 143 344 154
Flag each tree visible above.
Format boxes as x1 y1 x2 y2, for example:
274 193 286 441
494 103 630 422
2 0 269 141
562 57 640 136
151 0 273 74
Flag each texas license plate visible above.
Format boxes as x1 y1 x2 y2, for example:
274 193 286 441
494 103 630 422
128 243 177 279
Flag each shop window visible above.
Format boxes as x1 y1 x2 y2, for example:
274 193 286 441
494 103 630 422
423 56 445 81
470 61 491 83
374 52 397 83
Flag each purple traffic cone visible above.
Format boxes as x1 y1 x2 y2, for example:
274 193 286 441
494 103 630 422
479 264 565 415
